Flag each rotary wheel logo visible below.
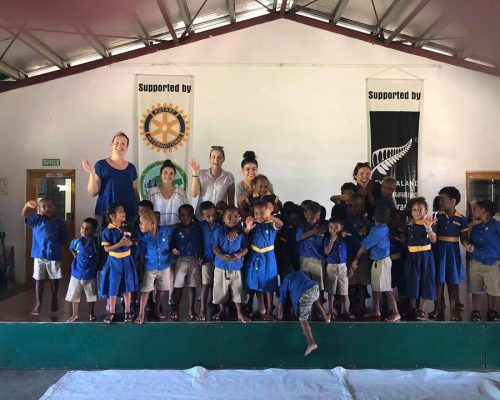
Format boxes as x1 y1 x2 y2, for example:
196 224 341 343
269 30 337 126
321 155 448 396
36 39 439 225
140 103 190 152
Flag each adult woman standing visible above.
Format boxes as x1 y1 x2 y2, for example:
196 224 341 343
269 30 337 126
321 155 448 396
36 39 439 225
81 132 139 227
352 162 381 218
145 159 187 225
190 146 235 218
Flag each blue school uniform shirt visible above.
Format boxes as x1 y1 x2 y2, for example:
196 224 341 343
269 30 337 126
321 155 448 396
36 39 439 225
94 159 138 217
361 223 390 261
470 218 500 266
139 225 175 271
200 219 221 263
280 271 318 319
322 235 347 264
101 223 134 254
406 221 431 248
374 195 396 211
279 225 300 269
25 214 68 261
296 222 325 260
69 236 99 280
171 224 202 257
213 226 247 271
342 215 369 262
435 211 468 241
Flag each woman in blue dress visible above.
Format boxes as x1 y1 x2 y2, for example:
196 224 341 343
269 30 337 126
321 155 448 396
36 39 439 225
244 201 283 320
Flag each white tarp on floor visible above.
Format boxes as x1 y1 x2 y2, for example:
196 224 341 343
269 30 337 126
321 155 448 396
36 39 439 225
40 367 500 400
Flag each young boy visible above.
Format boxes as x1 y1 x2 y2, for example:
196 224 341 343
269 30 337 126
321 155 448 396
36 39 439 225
324 218 354 320
389 210 407 309
374 176 398 211
135 209 175 324
171 204 202 321
430 186 471 321
212 206 249 323
466 200 500 322
65 218 99 322
296 201 326 292
22 198 68 315
330 182 357 221
278 271 331 356
198 201 221 321
352 205 401 322
277 204 303 279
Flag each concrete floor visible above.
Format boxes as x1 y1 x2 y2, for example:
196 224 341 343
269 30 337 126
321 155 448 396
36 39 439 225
0 370 66 400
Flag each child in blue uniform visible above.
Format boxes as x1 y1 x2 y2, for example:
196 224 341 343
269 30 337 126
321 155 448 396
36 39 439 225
352 205 401 322
330 182 357 221
466 200 500 322
245 201 283 320
245 175 281 214
277 271 331 356
199 201 221 321
405 197 437 321
430 187 471 321
99 203 139 323
66 218 100 322
171 204 203 321
389 210 407 304
277 205 303 278
135 209 174 324
212 206 249 322
22 198 68 316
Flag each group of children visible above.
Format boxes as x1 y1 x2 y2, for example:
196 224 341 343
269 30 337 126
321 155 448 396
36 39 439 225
22 166 500 354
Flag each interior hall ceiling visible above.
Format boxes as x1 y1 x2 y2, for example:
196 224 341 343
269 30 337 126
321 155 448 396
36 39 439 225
1 0 499 92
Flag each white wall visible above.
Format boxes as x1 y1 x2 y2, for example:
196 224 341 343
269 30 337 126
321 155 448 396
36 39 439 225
1 19 499 282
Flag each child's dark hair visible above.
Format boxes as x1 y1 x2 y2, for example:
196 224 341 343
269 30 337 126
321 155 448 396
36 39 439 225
252 200 268 209
438 186 461 205
283 201 295 212
241 151 258 168
253 174 269 186
287 204 303 217
476 200 497 216
105 203 124 223
82 217 98 231
350 193 365 204
373 205 391 224
300 199 313 209
178 204 194 215
432 196 440 213
341 182 357 194
223 205 240 215
408 197 428 216
328 217 343 225
111 132 129 146
353 162 371 178
38 197 54 204
138 199 154 210
160 159 177 174
320 206 326 221
199 201 216 213
304 201 321 214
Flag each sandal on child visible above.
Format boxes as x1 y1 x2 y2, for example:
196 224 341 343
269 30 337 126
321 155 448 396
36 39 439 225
170 313 179 322
416 310 427 321
341 312 356 321
450 314 462 322
89 315 96 322
456 303 465 311
124 312 133 323
470 310 481 322
103 313 115 324
487 309 499 322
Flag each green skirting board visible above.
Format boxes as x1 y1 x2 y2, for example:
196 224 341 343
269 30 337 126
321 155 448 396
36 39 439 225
0 322 494 370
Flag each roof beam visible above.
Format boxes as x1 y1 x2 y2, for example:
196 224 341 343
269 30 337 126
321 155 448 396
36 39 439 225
415 16 451 48
72 23 108 58
176 0 195 35
180 0 208 39
129 10 152 46
0 60 27 80
384 0 431 45
228 0 236 23
273 0 278 12
156 0 179 43
280 0 288 17
371 0 405 37
330 0 350 24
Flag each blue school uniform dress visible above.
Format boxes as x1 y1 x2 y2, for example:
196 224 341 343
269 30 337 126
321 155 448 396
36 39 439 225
26 214 68 261
280 271 318 319
405 221 436 300
434 211 469 284
171 224 203 257
213 226 247 271
295 222 325 261
390 228 406 294
279 225 300 270
99 223 138 297
470 218 500 266
200 220 221 265
70 236 99 280
139 225 175 271
246 221 280 292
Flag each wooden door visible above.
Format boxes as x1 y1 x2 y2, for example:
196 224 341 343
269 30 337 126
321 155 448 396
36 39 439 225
25 170 76 283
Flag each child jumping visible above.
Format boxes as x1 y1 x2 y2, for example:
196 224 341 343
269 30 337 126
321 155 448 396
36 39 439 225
66 218 100 322
22 198 68 316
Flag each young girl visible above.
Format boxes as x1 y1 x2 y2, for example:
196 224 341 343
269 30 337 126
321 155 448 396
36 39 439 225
404 197 437 321
99 203 139 323
245 175 281 216
245 201 283 320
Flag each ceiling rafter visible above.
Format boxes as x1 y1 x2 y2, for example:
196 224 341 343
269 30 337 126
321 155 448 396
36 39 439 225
71 22 108 58
330 0 350 24
0 60 27 80
156 0 179 43
384 0 431 45
128 10 152 46
415 16 451 48
176 0 195 36
180 0 208 39
228 0 236 23
280 0 288 17
371 0 406 37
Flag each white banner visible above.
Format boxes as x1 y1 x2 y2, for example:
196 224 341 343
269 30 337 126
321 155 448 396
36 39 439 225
136 75 194 199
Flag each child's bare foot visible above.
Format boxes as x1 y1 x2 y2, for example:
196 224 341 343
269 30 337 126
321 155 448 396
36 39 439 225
196 312 206 321
213 311 226 321
89 314 96 322
135 313 145 324
66 315 78 322
31 305 41 316
324 313 332 323
170 312 179 322
238 313 251 323
305 343 318 356
363 310 381 319
385 313 401 322
154 311 167 320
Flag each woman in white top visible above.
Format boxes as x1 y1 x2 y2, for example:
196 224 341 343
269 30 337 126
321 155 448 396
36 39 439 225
236 150 274 218
190 146 235 218
146 159 187 225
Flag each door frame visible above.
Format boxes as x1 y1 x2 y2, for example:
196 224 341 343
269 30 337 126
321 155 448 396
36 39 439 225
465 170 500 219
25 169 76 283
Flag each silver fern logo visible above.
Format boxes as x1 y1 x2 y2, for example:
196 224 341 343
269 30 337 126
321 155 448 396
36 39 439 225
372 139 413 175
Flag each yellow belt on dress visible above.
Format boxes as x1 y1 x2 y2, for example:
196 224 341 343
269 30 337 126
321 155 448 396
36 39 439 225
407 244 431 253
390 253 402 260
437 236 459 243
251 245 274 253
109 250 131 258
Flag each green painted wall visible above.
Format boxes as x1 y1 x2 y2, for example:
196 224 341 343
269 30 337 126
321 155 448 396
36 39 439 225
0 322 491 370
